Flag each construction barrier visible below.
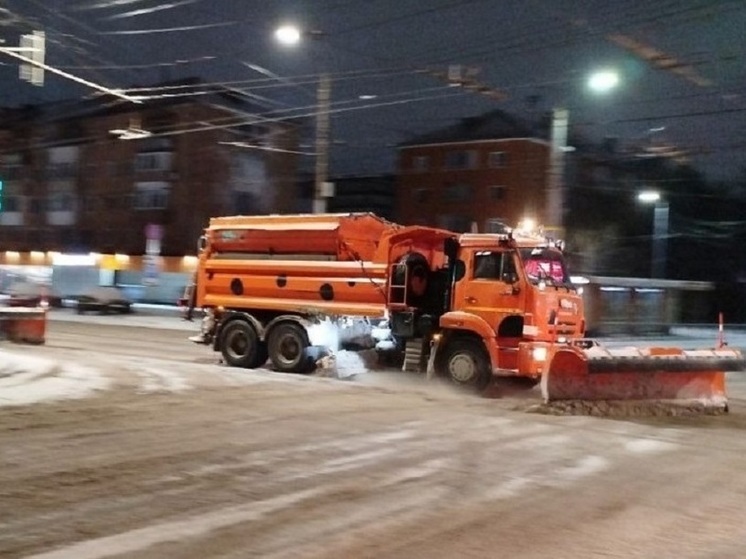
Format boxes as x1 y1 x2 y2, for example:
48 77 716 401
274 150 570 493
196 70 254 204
0 307 47 344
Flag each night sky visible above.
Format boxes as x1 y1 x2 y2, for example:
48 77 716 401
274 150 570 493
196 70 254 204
1 0 744 180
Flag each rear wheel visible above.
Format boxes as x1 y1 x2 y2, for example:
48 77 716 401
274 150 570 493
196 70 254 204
219 320 262 368
439 338 491 392
267 322 312 373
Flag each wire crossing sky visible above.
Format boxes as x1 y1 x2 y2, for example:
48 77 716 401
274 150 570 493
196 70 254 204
0 0 744 179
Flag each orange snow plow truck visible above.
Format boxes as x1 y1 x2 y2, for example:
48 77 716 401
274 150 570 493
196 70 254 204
190 212 744 409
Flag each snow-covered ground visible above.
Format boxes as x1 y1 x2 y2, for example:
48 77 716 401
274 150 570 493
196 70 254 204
0 352 111 406
3 309 745 408
0 309 384 407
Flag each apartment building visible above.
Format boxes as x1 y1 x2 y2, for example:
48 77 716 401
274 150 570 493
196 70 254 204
396 109 549 232
0 81 302 258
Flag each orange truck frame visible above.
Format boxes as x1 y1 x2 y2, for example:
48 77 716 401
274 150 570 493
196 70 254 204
191 212 743 407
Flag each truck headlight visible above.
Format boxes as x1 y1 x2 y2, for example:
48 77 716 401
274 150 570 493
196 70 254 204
533 346 548 362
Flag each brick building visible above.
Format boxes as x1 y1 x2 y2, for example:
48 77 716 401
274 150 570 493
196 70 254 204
396 109 549 232
327 175 395 220
0 81 302 258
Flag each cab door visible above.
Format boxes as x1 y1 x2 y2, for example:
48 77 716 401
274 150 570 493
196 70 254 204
452 248 525 335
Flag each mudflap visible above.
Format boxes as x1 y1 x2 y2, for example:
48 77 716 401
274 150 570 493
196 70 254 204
541 343 745 412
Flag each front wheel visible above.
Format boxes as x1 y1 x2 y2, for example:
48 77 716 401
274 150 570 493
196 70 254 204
439 338 492 392
219 320 263 368
267 322 312 373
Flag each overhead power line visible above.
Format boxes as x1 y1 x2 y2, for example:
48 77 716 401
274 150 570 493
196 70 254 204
0 44 141 103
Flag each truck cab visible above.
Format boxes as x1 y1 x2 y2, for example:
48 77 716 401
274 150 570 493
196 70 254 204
389 231 585 390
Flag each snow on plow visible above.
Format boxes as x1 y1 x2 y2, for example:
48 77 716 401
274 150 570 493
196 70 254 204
541 342 745 414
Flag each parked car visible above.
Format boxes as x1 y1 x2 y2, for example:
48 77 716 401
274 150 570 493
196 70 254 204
6 281 62 308
76 287 133 314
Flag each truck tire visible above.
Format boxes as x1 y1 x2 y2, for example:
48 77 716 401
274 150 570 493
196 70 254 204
267 322 312 374
219 320 263 369
440 338 491 392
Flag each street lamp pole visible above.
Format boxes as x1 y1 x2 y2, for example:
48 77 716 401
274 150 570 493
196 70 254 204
638 190 669 278
546 70 619 238
546 107 569 236
314 73 331 214
275 24 332 214
651 201 669 278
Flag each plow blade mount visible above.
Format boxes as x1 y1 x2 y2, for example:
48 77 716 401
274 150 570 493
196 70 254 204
542 344 745 410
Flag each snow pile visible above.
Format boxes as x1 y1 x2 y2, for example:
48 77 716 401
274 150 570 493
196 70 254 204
313 349 372 380
334 350 375 379
308 316 379 349
307 318 382 379
0 350 109 407
371 321 392 342
307 319 341 351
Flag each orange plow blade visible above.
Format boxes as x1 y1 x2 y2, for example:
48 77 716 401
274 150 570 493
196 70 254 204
542 343 745 411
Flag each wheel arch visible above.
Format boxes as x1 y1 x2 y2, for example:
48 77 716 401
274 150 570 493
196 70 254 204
435 328 489 366
213 310 266 351
438 311 499 366
264 314 315 345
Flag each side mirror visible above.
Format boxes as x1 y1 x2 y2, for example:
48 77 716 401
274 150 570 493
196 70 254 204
197 235 207 252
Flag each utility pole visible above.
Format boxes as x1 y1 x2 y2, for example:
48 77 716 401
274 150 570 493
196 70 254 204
313 72 332 214
273 25 335 214
546 107 569 237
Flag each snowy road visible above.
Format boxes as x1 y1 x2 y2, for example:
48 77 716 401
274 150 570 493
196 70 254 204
2 314 746 558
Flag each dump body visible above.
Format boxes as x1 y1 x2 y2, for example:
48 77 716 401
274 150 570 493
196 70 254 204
196 213 452 318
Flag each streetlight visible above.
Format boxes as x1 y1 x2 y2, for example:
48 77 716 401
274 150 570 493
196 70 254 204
546 69 620 236
587 69 620 93
274 23 332 214
274 24 301 46
637 190 669 278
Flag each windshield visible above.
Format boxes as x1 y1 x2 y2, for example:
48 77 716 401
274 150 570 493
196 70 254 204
520 247 571 287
